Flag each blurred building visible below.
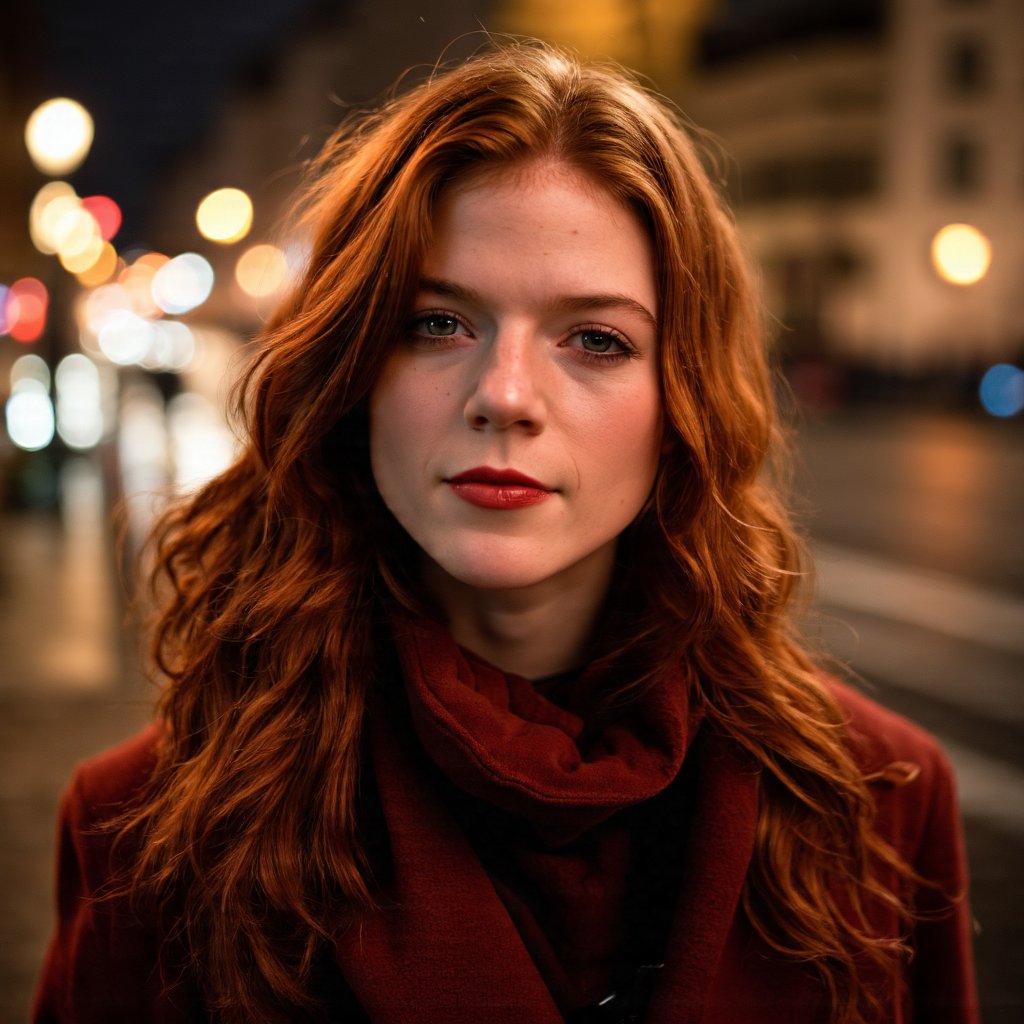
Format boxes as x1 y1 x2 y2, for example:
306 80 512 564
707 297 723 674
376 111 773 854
686 0 1024 374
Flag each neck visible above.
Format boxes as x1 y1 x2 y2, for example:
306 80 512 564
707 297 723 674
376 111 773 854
420 549 616 680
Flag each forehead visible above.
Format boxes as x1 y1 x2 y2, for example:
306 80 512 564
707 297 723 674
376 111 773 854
423 159 657 312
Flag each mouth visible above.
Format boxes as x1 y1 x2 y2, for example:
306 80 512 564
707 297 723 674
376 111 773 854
447 467 552 489
445 466 554 510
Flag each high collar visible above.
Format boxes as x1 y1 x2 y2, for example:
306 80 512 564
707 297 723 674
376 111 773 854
333 616 762 1024
391 614 700 842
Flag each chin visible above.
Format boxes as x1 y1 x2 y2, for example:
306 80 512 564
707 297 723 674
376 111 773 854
422 536 567 593
432 558 557 593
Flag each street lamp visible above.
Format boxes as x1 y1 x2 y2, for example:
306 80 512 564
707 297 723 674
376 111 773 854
24 98 94 176
196 187 253 244
931 223 991 286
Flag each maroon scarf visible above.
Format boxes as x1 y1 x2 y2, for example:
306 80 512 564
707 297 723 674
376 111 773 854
333 617 761 1023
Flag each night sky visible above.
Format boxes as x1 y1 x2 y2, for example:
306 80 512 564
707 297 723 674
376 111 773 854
8 0 844 247
14 0 323 243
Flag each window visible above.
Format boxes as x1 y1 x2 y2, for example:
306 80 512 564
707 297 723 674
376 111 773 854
943 134 983 193
944 37 988 96
737 154 878 204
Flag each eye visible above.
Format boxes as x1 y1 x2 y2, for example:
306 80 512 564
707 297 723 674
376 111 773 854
413 313 463 337
578 329 622 354
564 325 635 363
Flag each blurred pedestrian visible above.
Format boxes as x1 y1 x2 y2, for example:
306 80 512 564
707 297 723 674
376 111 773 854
33 40 976 1024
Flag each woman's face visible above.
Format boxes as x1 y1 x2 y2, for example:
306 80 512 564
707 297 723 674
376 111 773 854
369 159 662 596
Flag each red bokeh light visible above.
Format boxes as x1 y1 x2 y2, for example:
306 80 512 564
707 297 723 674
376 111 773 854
7 278 49 343
82 195 122 242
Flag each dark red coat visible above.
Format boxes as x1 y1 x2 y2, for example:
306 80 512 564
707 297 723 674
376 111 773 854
33 675 978 1023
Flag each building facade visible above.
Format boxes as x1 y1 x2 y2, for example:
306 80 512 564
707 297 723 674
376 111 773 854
686 0 1023 373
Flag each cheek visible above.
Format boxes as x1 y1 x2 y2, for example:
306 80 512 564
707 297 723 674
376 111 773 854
369 364 453 514
597 389 663 480
369 368 417 491
371 360 450 443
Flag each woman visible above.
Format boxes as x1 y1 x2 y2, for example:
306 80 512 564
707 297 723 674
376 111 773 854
34 41 976 1024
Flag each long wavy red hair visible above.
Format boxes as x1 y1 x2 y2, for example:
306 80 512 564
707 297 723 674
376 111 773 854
121 41 917 1023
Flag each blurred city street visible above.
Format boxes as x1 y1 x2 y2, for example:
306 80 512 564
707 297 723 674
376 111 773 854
2 0 1022 1021
1 405 1022 1022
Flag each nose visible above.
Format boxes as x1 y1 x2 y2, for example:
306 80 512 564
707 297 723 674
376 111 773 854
463 330 547 433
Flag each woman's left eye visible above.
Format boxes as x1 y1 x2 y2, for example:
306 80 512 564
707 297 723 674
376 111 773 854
579 330 619 353
567 327 633 359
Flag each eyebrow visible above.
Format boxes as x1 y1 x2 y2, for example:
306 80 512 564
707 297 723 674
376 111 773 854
418 276 659 332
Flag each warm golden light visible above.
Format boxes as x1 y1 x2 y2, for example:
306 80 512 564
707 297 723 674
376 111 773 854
75 243 119 286
196 188 253 244
235 243 289 298
25 98 94 176
30 182 80 255
119 253 168 318
53 207 101 259
931 223 991 285
59 238 105 275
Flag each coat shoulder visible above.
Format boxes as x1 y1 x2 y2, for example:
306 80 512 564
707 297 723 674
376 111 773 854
819 676 963 874
822 675 952 781
64 723 162 830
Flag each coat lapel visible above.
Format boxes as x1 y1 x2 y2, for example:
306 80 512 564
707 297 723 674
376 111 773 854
646 731 760 1024
334 709 563 1024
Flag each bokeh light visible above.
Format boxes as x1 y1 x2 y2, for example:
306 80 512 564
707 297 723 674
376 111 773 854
119 383 170 504
25 98 94 176
168 391 236 490
5 391 55 451
151 253 215 314
142 320 197 371
82 283 132 330
196 188 253 244
97 309 157 365
58 229 105 274
55 354 105 449
7 354 56 452
119 253 168 318
11 353 51 393
979 364 1024 418
81 195 122 241
6 278 49 343
53 205 100 257
931 224 991 285
29 181 79 255
75 242 119 286
235 243 289 298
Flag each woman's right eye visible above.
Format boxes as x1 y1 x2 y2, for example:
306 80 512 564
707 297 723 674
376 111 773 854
410 312 464 338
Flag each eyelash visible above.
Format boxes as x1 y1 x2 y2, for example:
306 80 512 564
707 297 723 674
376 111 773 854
407 309 637 365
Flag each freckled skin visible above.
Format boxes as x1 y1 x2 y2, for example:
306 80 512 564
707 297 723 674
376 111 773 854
369 160 662 601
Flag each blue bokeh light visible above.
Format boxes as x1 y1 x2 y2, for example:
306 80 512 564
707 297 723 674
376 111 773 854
979 364 1024 418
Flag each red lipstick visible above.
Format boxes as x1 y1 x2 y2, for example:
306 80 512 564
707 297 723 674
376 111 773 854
446 467 554 510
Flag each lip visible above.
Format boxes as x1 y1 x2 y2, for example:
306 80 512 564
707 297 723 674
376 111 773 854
446 466 554 510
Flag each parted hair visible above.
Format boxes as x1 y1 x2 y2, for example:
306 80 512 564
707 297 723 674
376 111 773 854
123 40 916 1023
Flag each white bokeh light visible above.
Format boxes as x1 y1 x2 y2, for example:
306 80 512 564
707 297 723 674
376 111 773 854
25 98 94 176
151 253 215 315
97 309 157 365
56 354 105 449
6 391 56 451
